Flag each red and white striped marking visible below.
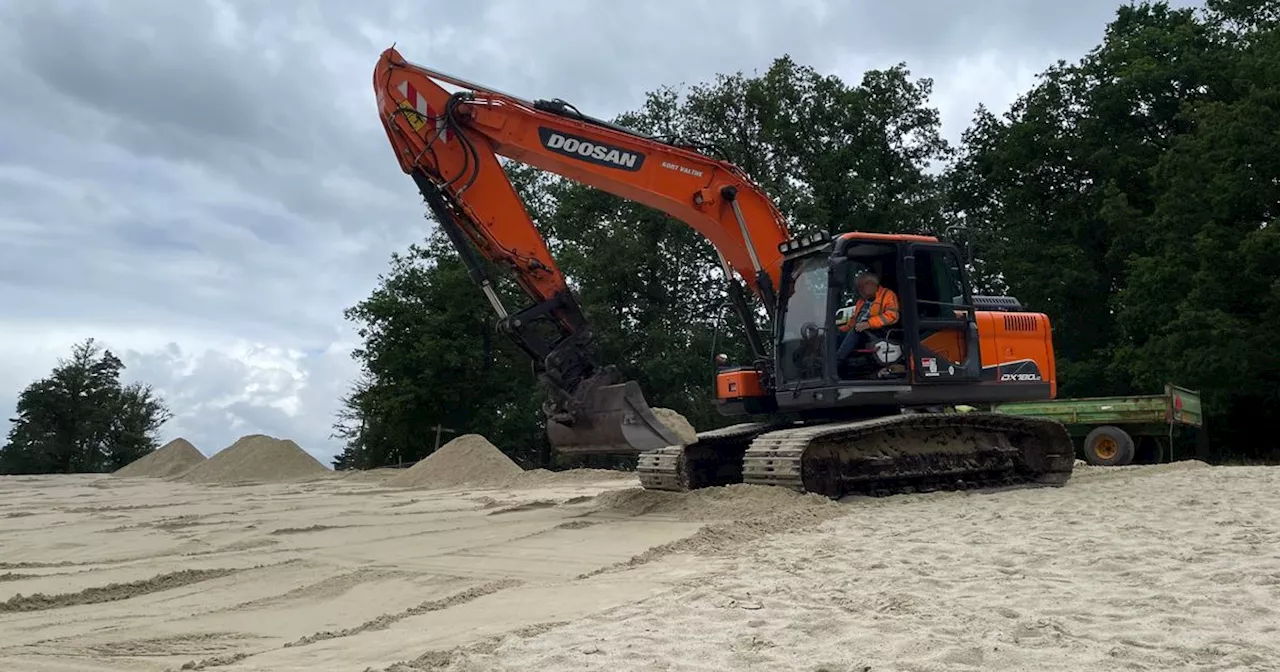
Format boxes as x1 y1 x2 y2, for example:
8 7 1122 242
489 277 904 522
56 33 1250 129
396 80 450 142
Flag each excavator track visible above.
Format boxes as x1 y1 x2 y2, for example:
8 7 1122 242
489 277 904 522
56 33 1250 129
636 422 780 492
637 412 1073 498
741 412 1074 498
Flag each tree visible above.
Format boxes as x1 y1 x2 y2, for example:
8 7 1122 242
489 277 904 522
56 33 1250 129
947 0 1280 457
0 339 172 474
1117 0 1280 457
947 2 1222 397
330 229 549 471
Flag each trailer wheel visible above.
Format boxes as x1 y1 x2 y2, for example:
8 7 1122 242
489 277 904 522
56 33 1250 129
1083 426 1135 466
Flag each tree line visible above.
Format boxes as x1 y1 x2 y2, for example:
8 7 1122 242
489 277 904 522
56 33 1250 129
3 0 1273 475
332 0 1280 469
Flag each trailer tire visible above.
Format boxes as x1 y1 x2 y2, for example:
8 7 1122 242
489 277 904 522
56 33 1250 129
1083 426 1135 466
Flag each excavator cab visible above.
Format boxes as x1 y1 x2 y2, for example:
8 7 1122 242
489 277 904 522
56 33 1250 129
716 231 1048 417
830 250 907 382
772 232 925 403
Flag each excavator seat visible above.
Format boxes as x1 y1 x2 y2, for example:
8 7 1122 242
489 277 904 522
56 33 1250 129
840 328 906 380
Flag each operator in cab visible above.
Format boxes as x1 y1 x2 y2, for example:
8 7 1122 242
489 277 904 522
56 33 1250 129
835 271 900 361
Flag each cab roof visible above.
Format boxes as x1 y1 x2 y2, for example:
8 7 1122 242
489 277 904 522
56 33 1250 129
837 231 939 243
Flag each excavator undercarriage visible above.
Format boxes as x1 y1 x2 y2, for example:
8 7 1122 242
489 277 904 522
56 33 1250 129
638 413 1074 498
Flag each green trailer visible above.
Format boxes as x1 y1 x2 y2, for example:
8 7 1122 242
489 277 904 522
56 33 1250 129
988 383 1206 466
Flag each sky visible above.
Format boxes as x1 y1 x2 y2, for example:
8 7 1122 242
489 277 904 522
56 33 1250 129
0 0 1203 465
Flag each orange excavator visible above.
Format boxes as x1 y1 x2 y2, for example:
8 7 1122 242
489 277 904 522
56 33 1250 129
372 47 1074 497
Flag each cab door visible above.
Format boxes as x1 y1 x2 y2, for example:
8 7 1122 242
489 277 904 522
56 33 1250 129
903 243 981 383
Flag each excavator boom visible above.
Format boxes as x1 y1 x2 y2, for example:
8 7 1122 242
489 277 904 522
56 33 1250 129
375 48 789 306
374 47 787 454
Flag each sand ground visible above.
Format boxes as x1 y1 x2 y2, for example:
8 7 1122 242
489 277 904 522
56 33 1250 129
2 462 1279 671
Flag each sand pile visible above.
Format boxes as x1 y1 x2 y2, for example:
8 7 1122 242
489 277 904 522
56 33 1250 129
338 468 403 483
178 435 329 484
652 407 698 445
112 438 206 479
387 435 523 489
1071 458 1212 483
578 484 848 576
592 483 839 522
506 467 635 487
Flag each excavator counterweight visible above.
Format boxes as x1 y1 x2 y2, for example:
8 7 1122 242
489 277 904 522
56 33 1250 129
372 46 1075 498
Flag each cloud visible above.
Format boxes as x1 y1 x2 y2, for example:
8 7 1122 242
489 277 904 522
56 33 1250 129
0 0 1205 464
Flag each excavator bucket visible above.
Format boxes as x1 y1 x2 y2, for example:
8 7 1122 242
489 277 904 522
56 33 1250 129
546 380 684 455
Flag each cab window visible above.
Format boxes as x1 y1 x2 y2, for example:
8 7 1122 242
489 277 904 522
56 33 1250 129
778 256 829 382
913 248 970 318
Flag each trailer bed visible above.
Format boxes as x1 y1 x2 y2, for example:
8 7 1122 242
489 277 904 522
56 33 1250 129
989 383 1204 465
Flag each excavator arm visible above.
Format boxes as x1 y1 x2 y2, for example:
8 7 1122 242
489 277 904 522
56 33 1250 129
373 47 792 454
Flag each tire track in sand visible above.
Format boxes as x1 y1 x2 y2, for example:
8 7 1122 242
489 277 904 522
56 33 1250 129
0 568 238 613
282 579 524 648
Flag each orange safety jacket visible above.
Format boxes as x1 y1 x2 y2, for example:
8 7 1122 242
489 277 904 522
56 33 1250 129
838 286 901 332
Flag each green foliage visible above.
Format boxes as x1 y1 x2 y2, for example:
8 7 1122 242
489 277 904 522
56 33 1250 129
1118 4 1280 456
0 339 172 474
950 2 1221 391
330 233 545 470
952 0 1280 456
340 0 1280 464
621 56 951 236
